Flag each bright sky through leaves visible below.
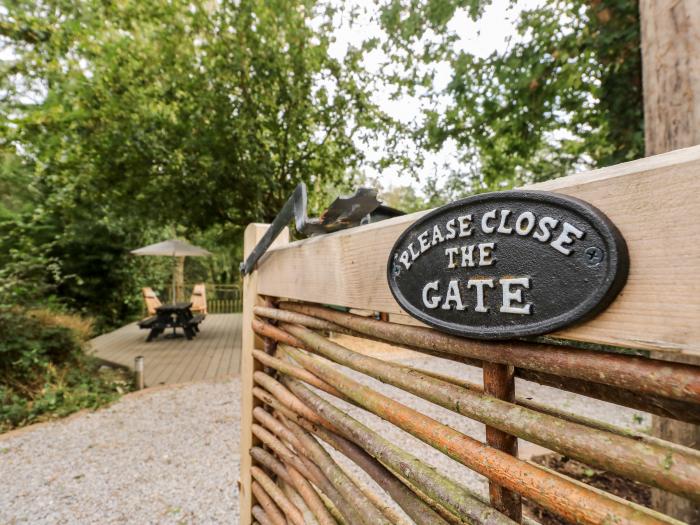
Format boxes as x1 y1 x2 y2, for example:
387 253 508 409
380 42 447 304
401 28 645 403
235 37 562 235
329 0 546 192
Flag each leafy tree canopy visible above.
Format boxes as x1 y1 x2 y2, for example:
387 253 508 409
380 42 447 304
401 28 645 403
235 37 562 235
376 0 643 194
1 0 390 227
0 0 394 325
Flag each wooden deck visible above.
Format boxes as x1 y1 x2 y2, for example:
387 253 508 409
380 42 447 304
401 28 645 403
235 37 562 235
88 314 242 386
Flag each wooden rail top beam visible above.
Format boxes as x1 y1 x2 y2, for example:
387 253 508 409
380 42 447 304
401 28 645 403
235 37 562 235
256 146 700 357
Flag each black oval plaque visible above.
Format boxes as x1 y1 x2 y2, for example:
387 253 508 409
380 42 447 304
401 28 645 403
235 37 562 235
387 190 629 339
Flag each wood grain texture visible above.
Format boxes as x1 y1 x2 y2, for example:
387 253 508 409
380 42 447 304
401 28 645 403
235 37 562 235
641 0 700 156
256 146 700 357
240 224 289 525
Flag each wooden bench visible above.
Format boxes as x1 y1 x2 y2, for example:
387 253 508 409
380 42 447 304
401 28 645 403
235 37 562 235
137 316 159 329
138 315 168 341
187 313 205 332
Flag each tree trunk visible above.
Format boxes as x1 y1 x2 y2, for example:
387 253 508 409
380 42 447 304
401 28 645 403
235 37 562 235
641 0 700 155
640 1 700 521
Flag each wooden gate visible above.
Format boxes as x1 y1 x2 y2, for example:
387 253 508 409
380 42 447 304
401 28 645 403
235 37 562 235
239 146 700 525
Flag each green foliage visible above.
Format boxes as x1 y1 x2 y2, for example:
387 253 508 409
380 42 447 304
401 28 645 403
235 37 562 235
0 150 34 220
0 207 178 330
0 0 393 328
379 0 644 193
362 173 430 214
0 218 56 307
48 217 174 328
379 184 426 213
0 308 132 432
2 0 384 227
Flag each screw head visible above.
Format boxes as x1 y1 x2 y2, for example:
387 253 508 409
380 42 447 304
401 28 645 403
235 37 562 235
584 246 604 266
391 254 401 276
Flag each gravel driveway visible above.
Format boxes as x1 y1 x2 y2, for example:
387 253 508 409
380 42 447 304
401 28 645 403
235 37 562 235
0 379 241 525
1 345 650 525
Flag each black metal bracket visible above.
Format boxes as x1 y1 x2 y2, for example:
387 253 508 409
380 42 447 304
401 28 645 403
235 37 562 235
239 182 385 275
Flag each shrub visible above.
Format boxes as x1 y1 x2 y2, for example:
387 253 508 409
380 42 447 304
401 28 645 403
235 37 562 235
0 308 132 432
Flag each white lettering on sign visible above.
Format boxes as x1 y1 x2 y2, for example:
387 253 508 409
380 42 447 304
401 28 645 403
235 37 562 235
550 222 585 255
397 208 585 271
497 209 513 234
500 277 532 314
444 243 496 269
478 242 495 266
467 278 494 312
457 215 473 237
481 210 497 233
442 280 465 310
445 247 459 268
421 277 532 314
422 280 440 309
515 212 535 235
418 231 431 253
399 250 412 270
398 207 587 317
460 245 475 267
533 216 558 242
445 218 457 240
432 224 444 245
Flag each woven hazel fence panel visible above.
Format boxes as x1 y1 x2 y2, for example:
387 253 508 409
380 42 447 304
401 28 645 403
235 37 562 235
241 301 700 525
239 149 700 525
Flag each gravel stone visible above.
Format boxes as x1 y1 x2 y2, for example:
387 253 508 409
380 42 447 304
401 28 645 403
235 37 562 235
1 379 241 525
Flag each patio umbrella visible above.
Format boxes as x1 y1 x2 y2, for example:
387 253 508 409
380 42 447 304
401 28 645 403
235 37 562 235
131 239 212 303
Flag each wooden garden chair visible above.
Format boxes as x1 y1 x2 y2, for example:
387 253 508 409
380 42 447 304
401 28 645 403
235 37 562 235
190 283 208 315
141 287 162 317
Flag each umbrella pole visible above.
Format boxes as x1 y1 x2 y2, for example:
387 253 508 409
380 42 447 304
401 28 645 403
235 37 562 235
171 255 176 303
170 255 178 337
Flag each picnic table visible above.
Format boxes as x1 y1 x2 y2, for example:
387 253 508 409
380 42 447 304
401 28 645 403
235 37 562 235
138 302 205 342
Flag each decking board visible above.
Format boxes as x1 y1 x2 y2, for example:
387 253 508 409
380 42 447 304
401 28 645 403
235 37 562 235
88 314 242 386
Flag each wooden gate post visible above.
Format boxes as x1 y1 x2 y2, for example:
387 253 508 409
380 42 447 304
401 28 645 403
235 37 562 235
641 1 700 521
483 363 521 522
239 223 289 525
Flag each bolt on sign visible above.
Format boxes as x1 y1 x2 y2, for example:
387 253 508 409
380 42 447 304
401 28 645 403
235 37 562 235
387 191 629 339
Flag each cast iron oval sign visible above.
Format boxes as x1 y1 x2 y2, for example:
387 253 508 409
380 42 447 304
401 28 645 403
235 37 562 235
387 190 629 339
